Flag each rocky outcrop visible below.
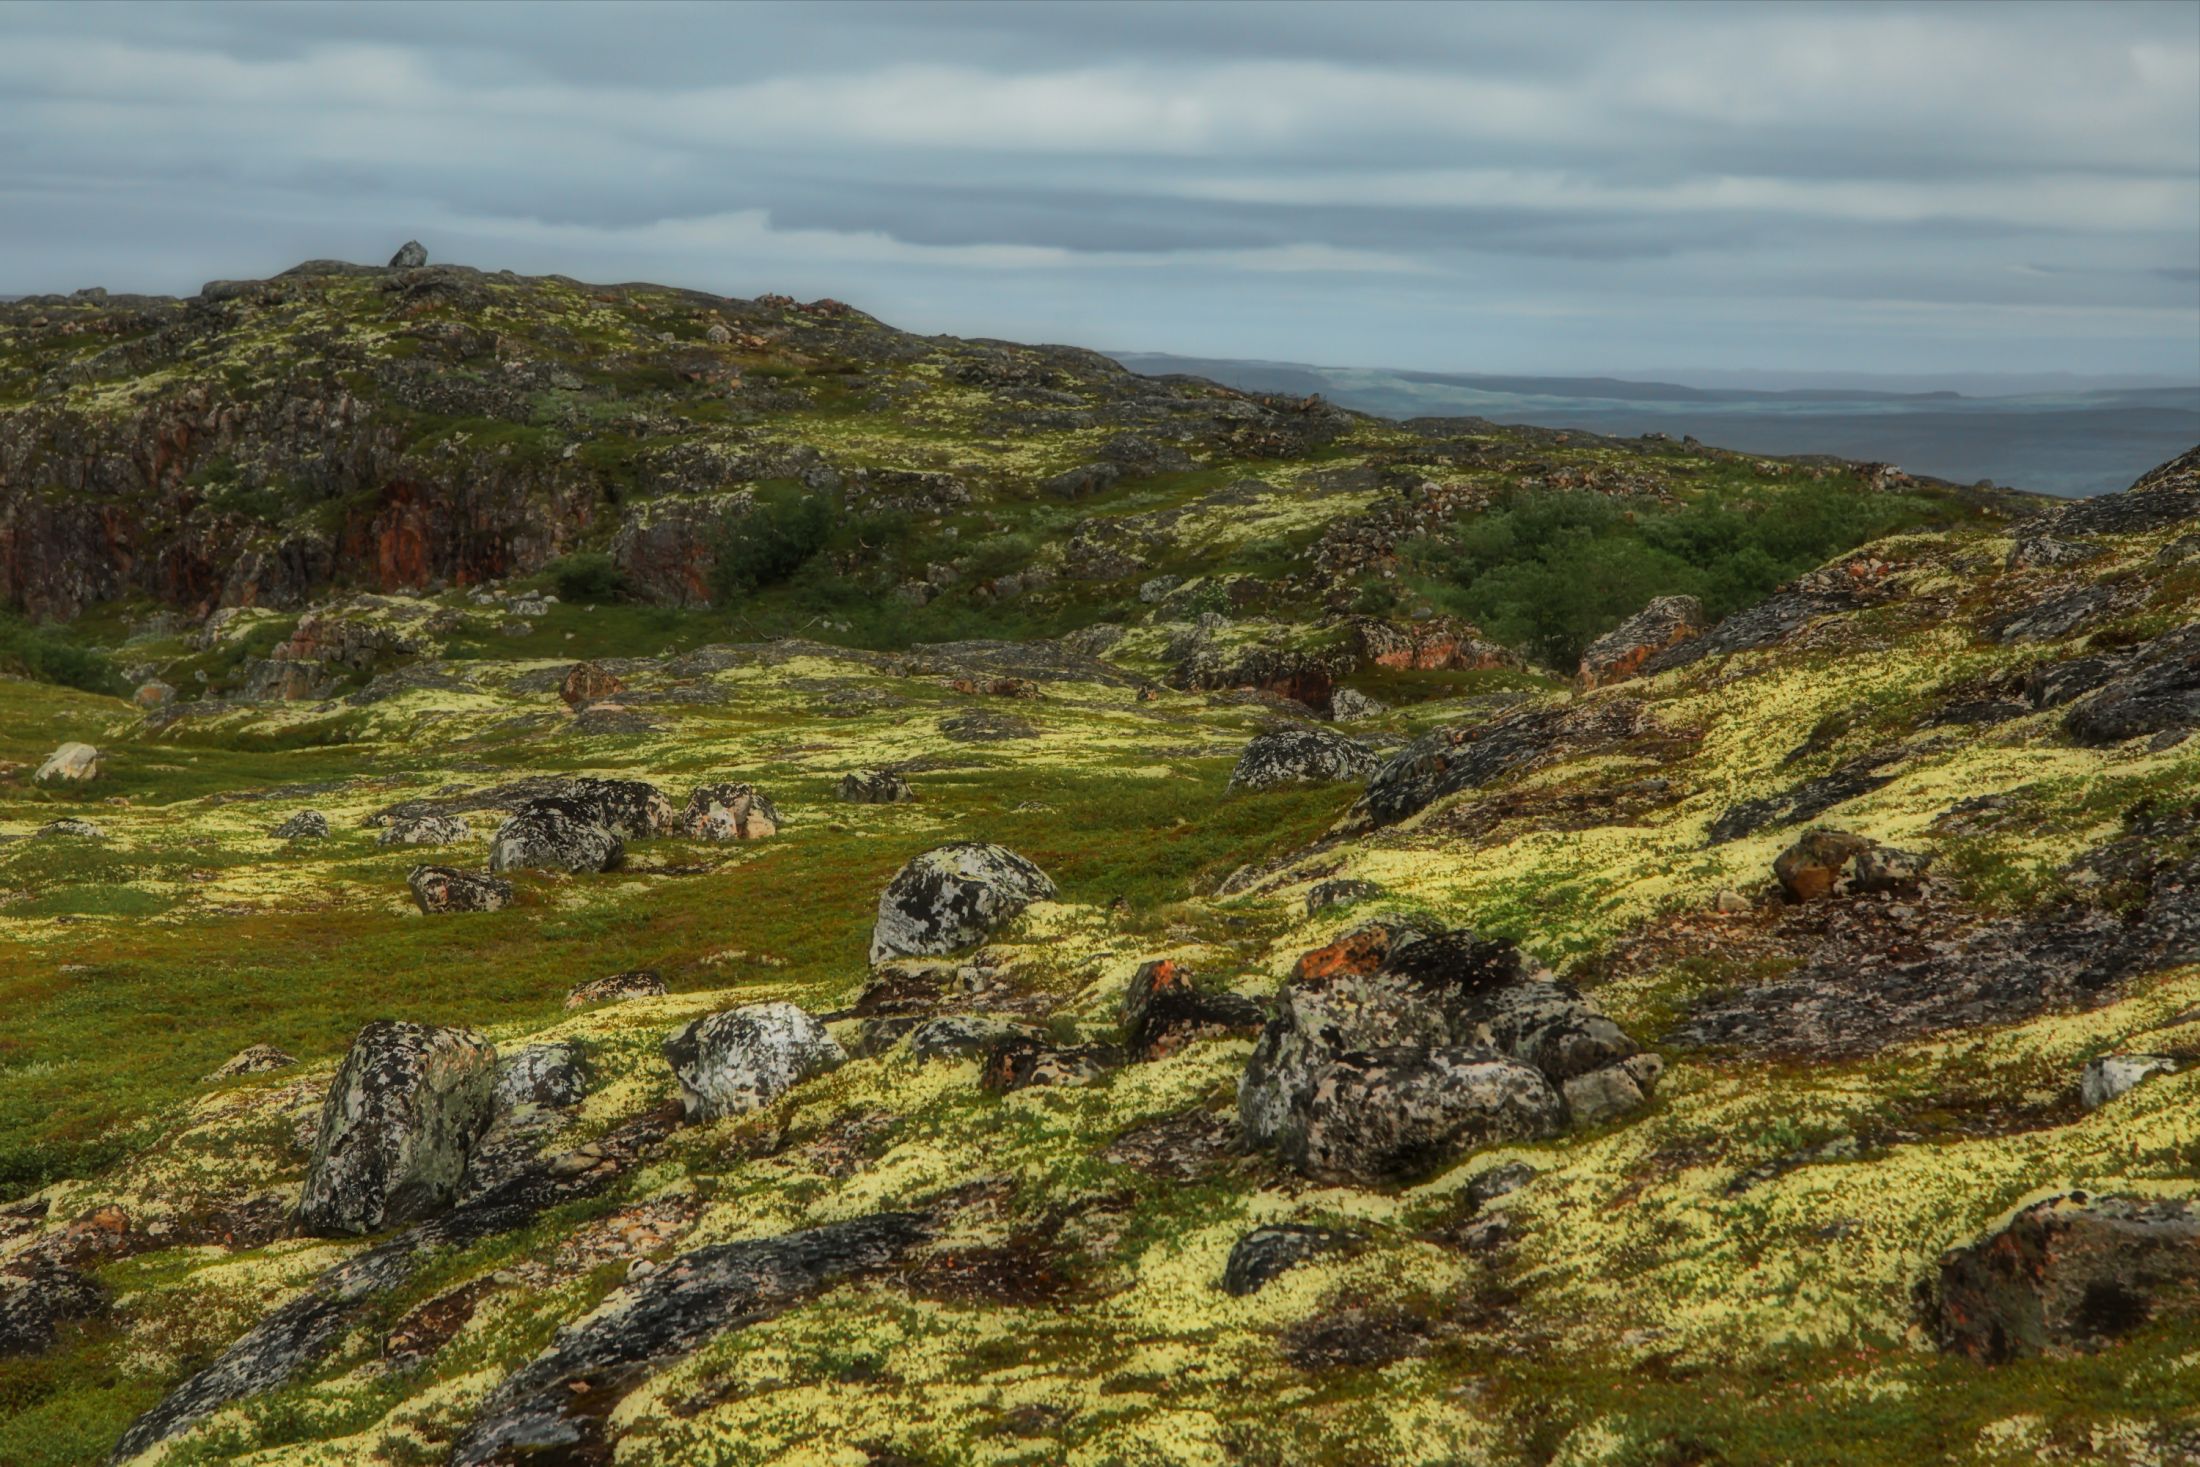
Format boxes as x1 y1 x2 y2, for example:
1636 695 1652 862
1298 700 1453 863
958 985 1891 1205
2062 622 2200 746
1227 726 1381 791
487 799 624 874
868 842 1057 965
295 1021 498 1236
1931 1194 2200 1362
661 1003 846 1122
406 864 513 913
677 781 780 840
1346 616 1520 674
838 769 913 804
1578 595 1705 688
1356 697 1662 828
205 1044 296 1081
33 742 99 784
1240 927 1654 1184
558 661 624 708
450 1214 930 1465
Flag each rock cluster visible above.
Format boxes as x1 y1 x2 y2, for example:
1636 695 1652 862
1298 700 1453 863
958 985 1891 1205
677 781 780 840
1240 924 1657 1184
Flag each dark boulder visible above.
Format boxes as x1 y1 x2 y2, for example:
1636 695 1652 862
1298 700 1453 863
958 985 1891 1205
0 1266 103 1356
561 777 674 839
1932 1194 2200 1362
1227 726 1381 791
487 799 624 874
407 864 513 914
270 810 329 840
1358 698 1661 828
1305 878 1382 917
1221 1224 1356 1297
868 842 1057 965
2064 623 2200 746
661 1003 845 1122
295 1021 499 1236
387 240 428 268
379 814 470 847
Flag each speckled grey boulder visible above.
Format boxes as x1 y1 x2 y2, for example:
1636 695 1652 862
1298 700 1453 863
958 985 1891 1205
296 1021 498 1236
662 1003 845 1122
677 782 780 840
379 814 471 846
1227 726 1381 791
868 842 1057 965
487 799 624 874
562 777 675 838
494 1042 593 1111
407 864 513 913
271 810 329 840
838 770 913 804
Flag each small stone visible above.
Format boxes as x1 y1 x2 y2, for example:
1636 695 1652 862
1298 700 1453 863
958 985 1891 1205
1712 888 1751 914
2080 1053 2178 1110
35 818 103 839
1221 1224 1356 1296
565 969 666 1009
34 742 99 784
1772 828 1877 902
559 661 625 710
271 810 329 840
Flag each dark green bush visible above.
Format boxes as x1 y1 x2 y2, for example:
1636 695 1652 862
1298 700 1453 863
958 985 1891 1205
547 551 631 604
709 489 834 602
0 614 121 695
1398 485 1950 668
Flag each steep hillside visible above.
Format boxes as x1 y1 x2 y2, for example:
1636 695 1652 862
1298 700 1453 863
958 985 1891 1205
1 251 2197 1467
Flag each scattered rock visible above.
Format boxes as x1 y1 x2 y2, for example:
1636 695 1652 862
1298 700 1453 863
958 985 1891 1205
838 769 913 804
296 1020 499 1236
379 814 471 846
1712 888 1751 914
561 777 675 839
407 864 514 914
388 240 428 268
1227 726 1381 791
565 968 666 1008
1305 878 1382 917
677 781 780 840
271 810 329 840
1772 828 1879 902
487 799 624 874
977 1035 1122 1093
33 742 99 784
450 1214 930 1465
1578 595 1705 688
902 1015 1040 1063
2079 1053 2179 1110
1931 1194 2200 1361
205 1045 296 1081
0 1266 102 1356
868 842 1057 965
1122 959 1265 1059
133 679 175 709
1328 688 1387 720
494 1042 592 1110
2007 535 2103 570
35 817 102 839
1357 698 1662 828
661 1002 846 1122
1221 1224 1356 1296
559 661 625 709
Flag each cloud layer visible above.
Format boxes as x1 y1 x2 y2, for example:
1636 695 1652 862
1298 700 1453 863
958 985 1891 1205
2 0 2193 379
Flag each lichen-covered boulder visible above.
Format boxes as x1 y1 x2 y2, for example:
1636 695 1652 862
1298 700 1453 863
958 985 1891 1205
1227 726 1381 791
1305 879 1382 917
2079 1053 2178 1110
1241 926 1653 1183
559 661 625 709
379 814 470 846
0 1266 103 1356
1328 688 1386 721
407 864 514 913
868 842 1057 965
388 239 428 268
1222 1224 1356 1296
35 818 102 839
295 1021 498 1236
33 742 99 784
1932 1194 2200 1361
562 777 674 838
204 1044 296 1081
838 769 913 804
677 782 780 840
487 799 624 874
494 1042 592 1110
565 968 665 1009
662 1003 845 1122
1122 959 1264 1060
903 1014 1041 1063
271 810 329 840
1772 828 1877 902
1578 595 1706 688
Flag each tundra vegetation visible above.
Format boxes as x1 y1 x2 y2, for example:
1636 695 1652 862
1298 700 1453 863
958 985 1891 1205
0 253 2195 1465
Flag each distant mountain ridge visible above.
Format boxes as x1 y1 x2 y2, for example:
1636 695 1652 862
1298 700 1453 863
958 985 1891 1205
1113 352 2200 497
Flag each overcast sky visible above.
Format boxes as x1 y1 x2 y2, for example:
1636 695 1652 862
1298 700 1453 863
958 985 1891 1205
2 0 2195 383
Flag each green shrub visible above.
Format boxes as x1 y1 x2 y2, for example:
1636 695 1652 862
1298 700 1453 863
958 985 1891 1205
709 488 834 602
0 614 120 695
1397 485 1951 668
547 551 630 604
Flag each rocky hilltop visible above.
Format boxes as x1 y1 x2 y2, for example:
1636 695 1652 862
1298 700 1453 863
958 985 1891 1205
0 249 2197 1465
